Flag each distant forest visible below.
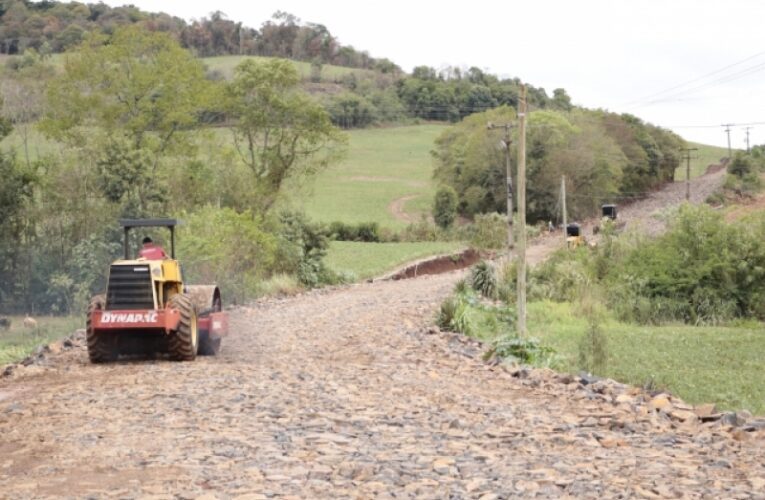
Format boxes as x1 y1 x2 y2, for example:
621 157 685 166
0 0 572 126
0 0 399 71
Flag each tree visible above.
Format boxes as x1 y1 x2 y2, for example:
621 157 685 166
1 48 54 167
225 58 346 211
39 26 214 214
551 88 572 111
433 185 458 229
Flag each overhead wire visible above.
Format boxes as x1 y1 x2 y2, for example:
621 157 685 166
620 49 765 108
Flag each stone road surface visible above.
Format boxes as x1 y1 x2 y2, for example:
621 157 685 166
2 270 765 499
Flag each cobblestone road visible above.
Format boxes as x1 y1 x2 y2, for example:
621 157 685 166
1 270 764 498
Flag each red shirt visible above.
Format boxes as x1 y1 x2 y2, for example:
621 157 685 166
138 243 167 260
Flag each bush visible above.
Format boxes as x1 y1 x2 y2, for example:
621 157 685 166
328 221 380 242
179 207 278 304
578 289 608 373
469 212 508 250
433 185 458 229
470 260 497 299
436 293 473 336
485 336 556 366
399 218 439 242
274 211 332 288
728 151 754 178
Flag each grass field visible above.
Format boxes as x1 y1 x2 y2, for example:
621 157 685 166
526 301 765 414
325 241 464 280
201 55 374 82
674 141 731 180
0 315 80 365
288 124 448 228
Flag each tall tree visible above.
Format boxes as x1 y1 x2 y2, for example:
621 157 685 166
225 58 346 211
39 26 214 214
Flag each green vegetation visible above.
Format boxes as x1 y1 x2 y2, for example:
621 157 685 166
527 301 765 414
433 185 458 229
203 55 374 82
0 3 397 72
535 205 765 325
440 205 765 413
0 315 80 365
288 125 447 228
434 107 685 222
0 27 351 314
324 241 464 280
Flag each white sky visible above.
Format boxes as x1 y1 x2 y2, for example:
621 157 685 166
104 0 765 149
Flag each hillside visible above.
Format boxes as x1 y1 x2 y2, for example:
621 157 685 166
287 124 447 228
674 141 730 180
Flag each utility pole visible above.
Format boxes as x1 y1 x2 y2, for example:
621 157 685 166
561 175 567 245
744 126 753 153
516 85 527 339
722 123 733 159
487 122 514 253
680 147 698 201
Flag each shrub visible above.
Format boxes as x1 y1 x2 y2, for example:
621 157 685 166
577 289 608 373
728 151 754 178
179 207 278 303
274 211 332 288
400 218 439 242
328 221 381 242
469 212 508 250
436 293 473 336
486 336 556 367
433 185 458 229
470 260 497 299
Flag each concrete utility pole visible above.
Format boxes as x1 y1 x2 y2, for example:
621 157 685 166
560 175 567 245
487 122 514 252
680 147 698 201
516 85 528 338
722 124 733 159
744 126 753 153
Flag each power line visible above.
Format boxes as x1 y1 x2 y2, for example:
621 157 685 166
632 60 765 108
621 50 765 108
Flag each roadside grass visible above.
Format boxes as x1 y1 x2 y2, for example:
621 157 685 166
0 315 80 365
201 55 374 81
674 141 731 180
524 300 765 414
288 124 448 228
325 241 464 280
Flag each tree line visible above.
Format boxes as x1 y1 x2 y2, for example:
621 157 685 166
0 1 400 72
432 106 685 224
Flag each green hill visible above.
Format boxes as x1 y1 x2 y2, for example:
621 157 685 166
287 124 447 228
674 142 730 180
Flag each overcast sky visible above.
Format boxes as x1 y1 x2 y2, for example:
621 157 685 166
103 0 765 149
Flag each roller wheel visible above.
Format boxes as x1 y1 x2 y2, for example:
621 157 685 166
86 294 118 363
198 333 221 356
168 294 198 361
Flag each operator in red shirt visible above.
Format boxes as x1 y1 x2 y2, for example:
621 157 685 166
138 236 167 259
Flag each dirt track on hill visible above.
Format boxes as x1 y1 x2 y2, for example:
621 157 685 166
3 168 762 499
